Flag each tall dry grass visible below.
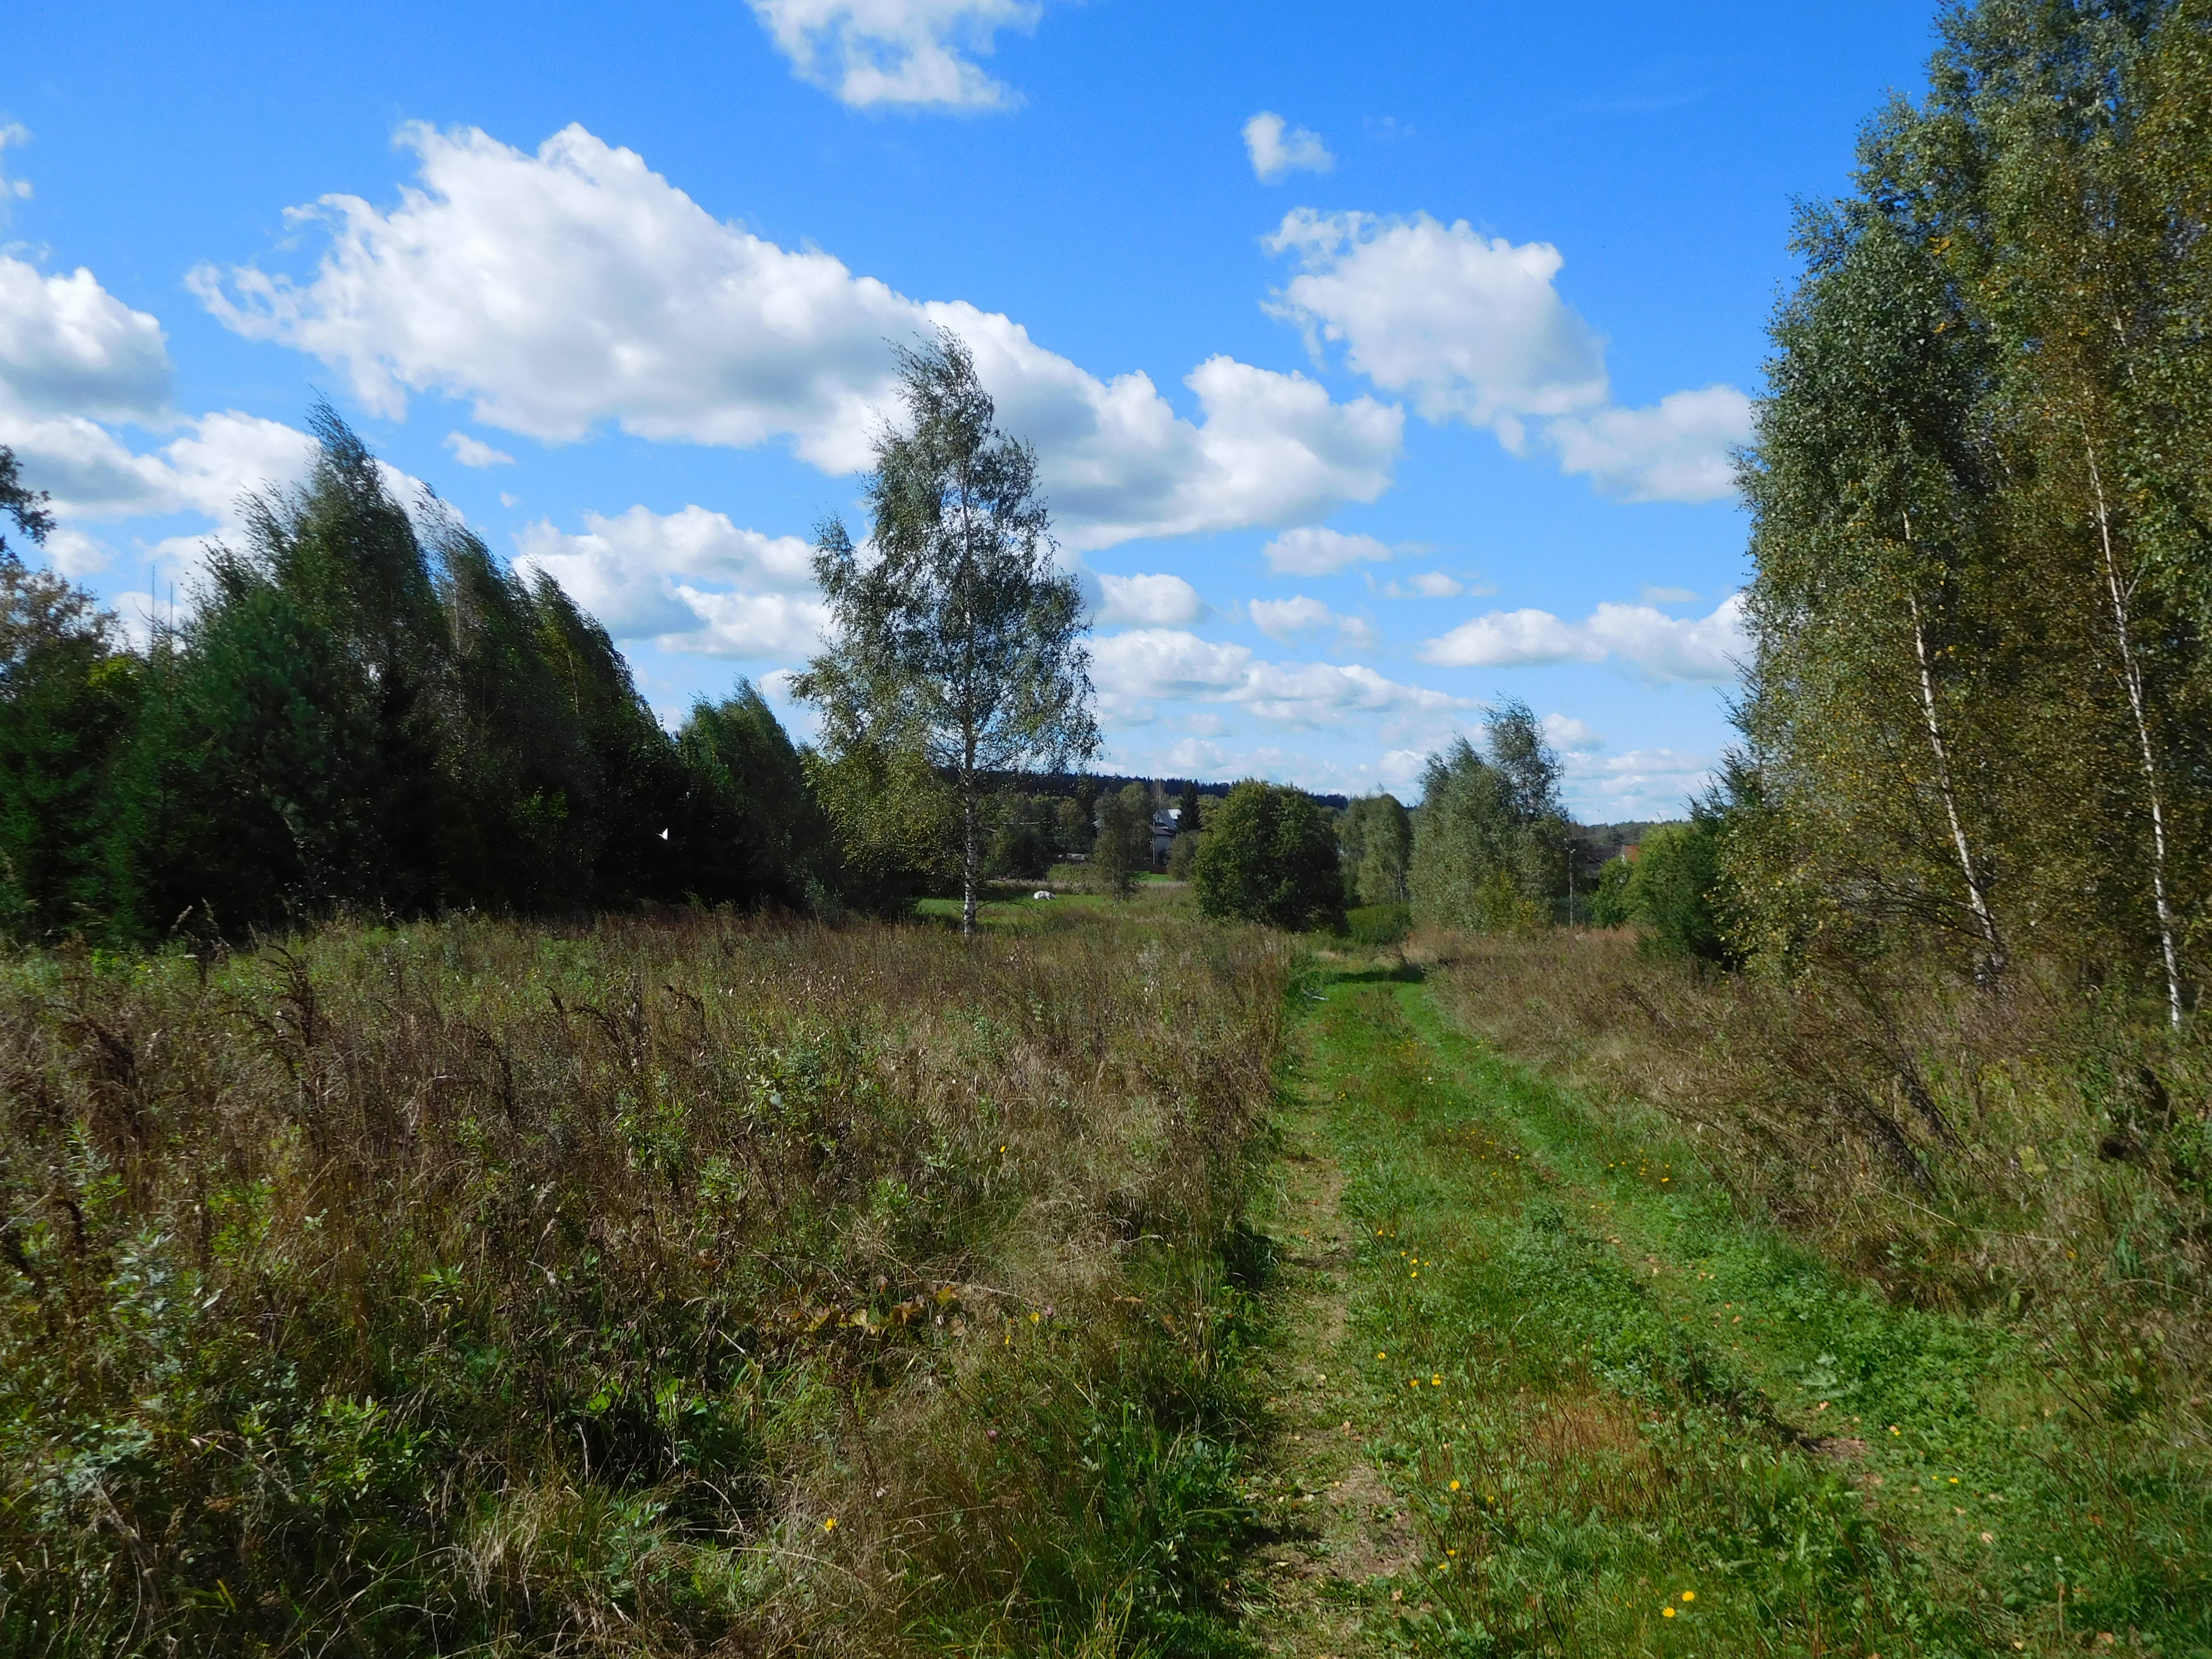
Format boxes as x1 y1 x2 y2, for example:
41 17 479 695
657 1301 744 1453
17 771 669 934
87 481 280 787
1412 927 2212 1442
0 909 1291 1656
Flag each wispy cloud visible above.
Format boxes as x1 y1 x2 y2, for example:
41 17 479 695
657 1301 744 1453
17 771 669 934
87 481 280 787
746 0 1043 109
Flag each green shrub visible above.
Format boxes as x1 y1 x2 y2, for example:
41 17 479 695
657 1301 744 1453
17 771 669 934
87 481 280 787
1191 780 1345 931
1338 793 1411 905
1628 820 1732 964
1091 781 1152 898
1587 855 1636 928
1408 704 1568 934
1345 902 1412 946
1166 828 1200 881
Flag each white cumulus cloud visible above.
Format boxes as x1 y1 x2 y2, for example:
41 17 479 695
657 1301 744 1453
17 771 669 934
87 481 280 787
747 0 1041 109
1419 592 1746 685
1540 711 1602 752
0 254 171 422
1261 525 1393 576
1384 570 1466 598
1265 207 1751 503
1246 594 1334 640
39 526 111 578
659 588 830 659
1545 385 1750 504
513 503 825 659
1564 745 1714 819
1096 571 1207 626
1092 626 1464 729
0 405 316 525
0 253 338 537
160 412 323 520
1420 606 1588 668
1090 627 1253 701
191 123 1399 552
1247 594 1377 650
1266 209 1607 445
445 430 515 467
1243 112 1333 182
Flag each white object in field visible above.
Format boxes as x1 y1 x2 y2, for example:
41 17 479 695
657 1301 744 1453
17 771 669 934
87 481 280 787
1033 890 1054 901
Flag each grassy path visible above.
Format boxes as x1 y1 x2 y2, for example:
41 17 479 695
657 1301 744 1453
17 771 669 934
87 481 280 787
1234 962 2209 1658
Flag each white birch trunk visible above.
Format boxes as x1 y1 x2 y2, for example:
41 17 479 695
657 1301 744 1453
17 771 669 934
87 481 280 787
2082 433 2184 1027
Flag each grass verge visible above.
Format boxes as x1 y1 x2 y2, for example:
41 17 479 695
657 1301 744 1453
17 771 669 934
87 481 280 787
1244 959 2210 1658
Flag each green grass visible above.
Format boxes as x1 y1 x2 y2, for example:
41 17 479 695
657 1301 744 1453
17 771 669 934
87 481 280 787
914 875 1185 929
1272 965 2212 1658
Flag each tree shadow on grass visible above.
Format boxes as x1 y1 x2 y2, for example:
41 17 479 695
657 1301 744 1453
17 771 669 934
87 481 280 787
1323 961 1424 988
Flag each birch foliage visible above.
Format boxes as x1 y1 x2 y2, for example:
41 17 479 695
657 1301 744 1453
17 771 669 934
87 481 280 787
1734 0 2212 1019
796 332 1098 935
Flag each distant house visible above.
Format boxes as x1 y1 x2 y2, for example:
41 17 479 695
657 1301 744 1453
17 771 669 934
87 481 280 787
1151 808 1182 869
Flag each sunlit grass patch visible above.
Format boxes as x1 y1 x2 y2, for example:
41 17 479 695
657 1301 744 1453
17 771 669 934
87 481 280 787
1290 965 2190 1657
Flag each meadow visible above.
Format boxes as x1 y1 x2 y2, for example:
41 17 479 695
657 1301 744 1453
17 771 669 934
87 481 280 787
6 894 2210 1658
0 906 1289 1656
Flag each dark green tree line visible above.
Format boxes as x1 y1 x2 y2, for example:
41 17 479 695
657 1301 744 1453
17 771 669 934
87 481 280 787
0 411 821 942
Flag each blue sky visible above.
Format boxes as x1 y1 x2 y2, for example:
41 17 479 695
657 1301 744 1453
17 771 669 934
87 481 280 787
3 0 1936 818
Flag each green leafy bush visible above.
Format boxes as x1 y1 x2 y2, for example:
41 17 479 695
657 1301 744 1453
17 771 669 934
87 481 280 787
1092 781 1152 898
1587 854 1636 928
1166 828 1200 881
1627 821 1733 964
1338 793 1411 905
1345 902 1412 946
1192 780 1345 931
1409 703 1569 934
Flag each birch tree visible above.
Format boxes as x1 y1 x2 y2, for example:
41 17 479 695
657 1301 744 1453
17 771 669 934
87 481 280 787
796 332 1098 935
1961 0 2202 1023
1740 199 2012 982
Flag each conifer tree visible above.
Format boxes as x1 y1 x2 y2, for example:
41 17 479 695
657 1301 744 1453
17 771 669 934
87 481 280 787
0 455 136 938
